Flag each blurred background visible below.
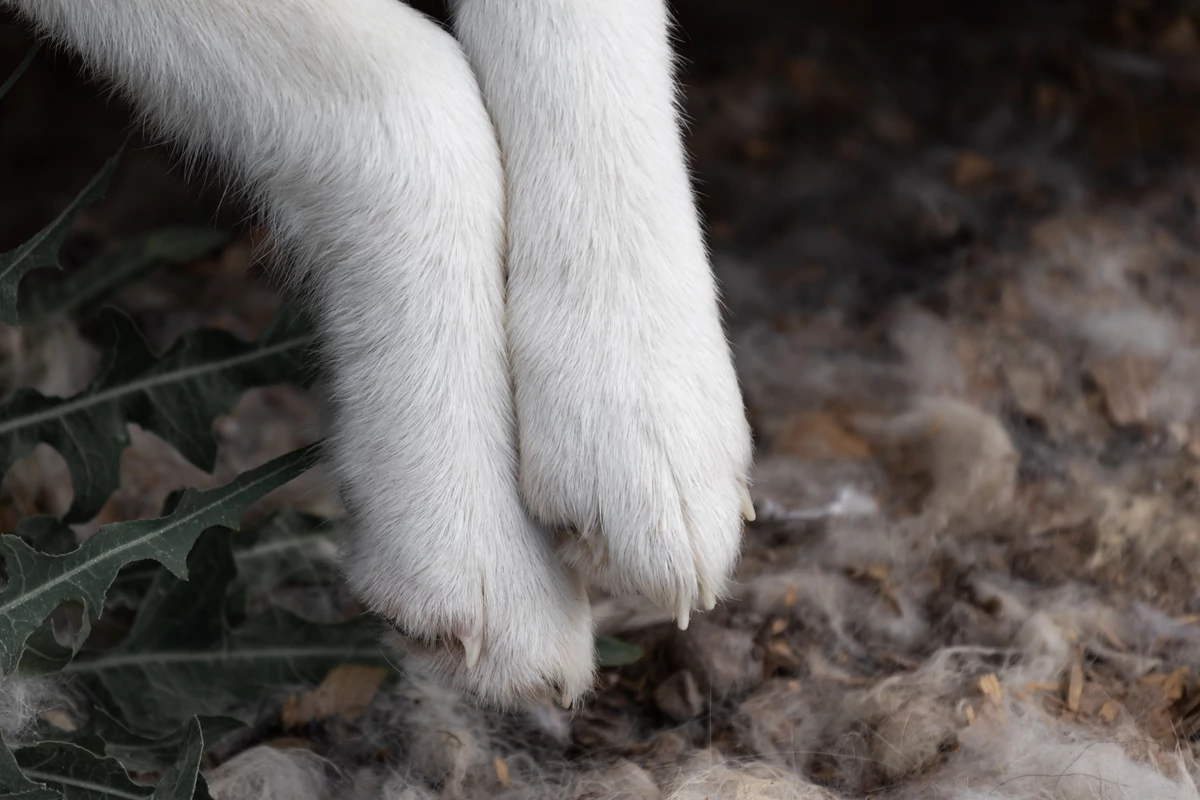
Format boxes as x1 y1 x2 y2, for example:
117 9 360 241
6 2 1200 798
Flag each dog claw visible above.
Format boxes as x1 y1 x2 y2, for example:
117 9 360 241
460 634 481 670
739 484 756 522
700 583 716 611
676 596 691 631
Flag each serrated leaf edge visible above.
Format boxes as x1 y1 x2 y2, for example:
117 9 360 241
0 333 314 437
0 447 316 620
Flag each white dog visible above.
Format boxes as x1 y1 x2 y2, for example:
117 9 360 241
6 0 754 707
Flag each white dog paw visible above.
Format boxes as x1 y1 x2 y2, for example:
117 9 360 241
510 262 754 629
450 0 754 631
340 492 596 708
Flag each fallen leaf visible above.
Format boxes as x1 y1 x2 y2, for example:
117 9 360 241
1139 666 1190 705
777 410 871 460
281 664 388 729
1087 354 1161 427
847 564 902 614
1159 16 1199 54
953 151 996 189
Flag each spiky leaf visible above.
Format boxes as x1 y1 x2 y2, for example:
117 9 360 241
65 528 389 736
80 711 239 776
16 619 76 677
12 518 77 557
594 635 643 667
1 719 211 800
231 510 342 594
0 735 60 800
0 305 316 521
19 228 231 326
0 444 320 675
0 153 120 325
81 604 390 738
8 742 145 800
148 718 211 800
0 45 39 101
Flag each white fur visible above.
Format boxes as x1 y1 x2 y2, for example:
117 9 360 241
5 0 594 706
5 0 751 702
452 0 754 620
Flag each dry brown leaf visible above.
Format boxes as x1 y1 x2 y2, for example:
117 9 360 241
806 648 873 687
777 410 871 460
787 58 821 99
744 139 771 160
868 109 918 145
1164 667 1190 703
1139 666 1190 705
847 564 902 614
1159 16 1199 54
767 641 795 659
281 664 388 729
766 640 801 673
261 737 314 751
953 151 996 189
1093 618 1129 653
1035 84 1064 119
1087 354 1161 427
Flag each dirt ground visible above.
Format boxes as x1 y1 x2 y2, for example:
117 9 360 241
6 1 1200 798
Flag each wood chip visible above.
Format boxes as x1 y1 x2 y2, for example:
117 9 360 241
493 756 510 787
1024 681 1061 693
1066 648 1084 713
979 673 1003 706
